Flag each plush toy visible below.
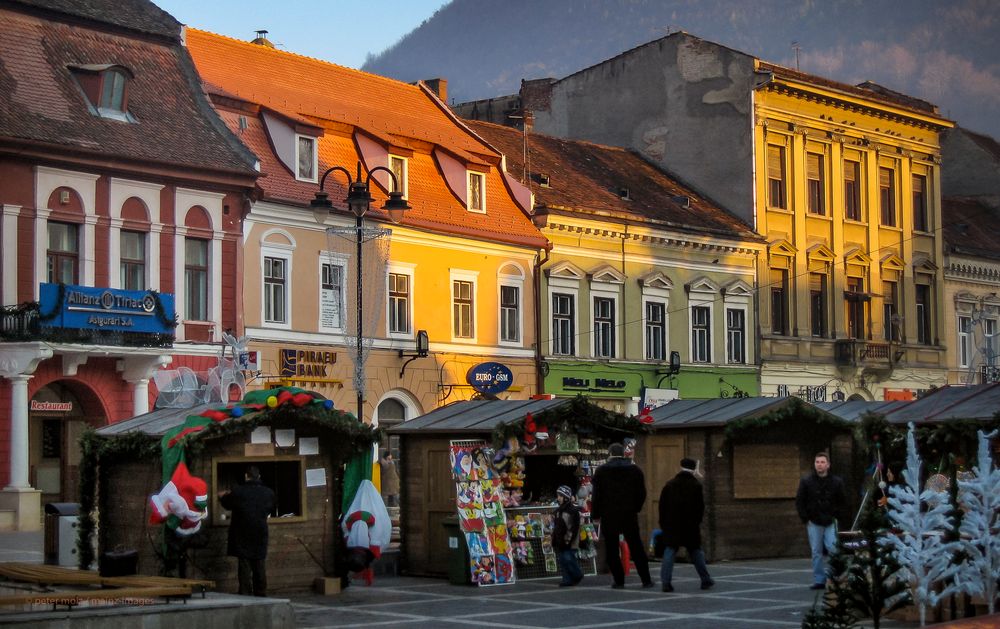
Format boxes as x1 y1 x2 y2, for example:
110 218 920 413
149 462 208 536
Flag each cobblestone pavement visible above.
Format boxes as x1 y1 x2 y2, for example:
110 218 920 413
290 558 922 629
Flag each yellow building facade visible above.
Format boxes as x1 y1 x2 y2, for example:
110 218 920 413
754 66 953 400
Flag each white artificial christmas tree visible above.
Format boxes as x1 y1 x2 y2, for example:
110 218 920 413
955 430 999 614
880 423 961 626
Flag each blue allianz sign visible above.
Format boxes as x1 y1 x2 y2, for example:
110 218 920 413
466 362 514 395
39 283 175 334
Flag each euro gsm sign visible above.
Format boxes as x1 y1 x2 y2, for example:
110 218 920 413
466 362 514 395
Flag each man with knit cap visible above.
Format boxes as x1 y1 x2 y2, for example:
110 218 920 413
658 458 714 592
591 443 653 588
552 485 583 587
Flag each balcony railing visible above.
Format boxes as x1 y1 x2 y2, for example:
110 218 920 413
982 365 1000 384
835 339 895 367
1 302 173 348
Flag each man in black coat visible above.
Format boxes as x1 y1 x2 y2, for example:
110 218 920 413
658 458 714 592
591 443 653 588
795 451 847 589
219 465 276 596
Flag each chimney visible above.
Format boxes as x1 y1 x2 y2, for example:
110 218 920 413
424 78 448 103
251 29 275 48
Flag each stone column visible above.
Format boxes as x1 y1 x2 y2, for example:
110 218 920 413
7 375 31 489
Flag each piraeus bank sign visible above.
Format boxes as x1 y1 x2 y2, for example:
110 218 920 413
281 349 337 378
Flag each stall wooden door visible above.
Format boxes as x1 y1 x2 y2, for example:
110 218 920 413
643 436 685 544
424 448 455 575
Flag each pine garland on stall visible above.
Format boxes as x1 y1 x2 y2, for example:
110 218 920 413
880 423 962 626
955 430 1000 614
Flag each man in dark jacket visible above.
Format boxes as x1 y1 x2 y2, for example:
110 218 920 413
219 466 276 596
795 451 847 589
658 458 714 592
591 443 653 588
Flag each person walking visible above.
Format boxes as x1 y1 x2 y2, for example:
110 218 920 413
552 485 584 587
379 450 400 507
591 443 653 588
658 458 714 592
219 465 276 596
795 451 847 589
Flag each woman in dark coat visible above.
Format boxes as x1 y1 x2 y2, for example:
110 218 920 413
219 466 275 596
657 458 713 592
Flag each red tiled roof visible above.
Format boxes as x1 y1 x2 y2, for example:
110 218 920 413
958 127 1000 162
189 30 546 249
942 196 1000 260
466 120 760 242
0 6 258 178
186 29 489 156
8 0 180 40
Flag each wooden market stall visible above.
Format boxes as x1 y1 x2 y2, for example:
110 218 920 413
87 387 378 594
389 396 646 578
637 396 861 562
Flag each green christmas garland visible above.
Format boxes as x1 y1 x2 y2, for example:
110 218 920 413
490 394 649 448
724 397 850 443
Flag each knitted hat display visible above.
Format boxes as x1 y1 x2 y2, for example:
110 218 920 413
148 461 208 536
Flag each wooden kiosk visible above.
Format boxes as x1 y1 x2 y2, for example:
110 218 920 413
87 387 378 594
390 396 646 578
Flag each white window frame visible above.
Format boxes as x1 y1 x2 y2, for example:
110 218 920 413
592 294 617 359
498 263 525 347
985 318 998 366
260 242 294 330
551 290 577 357
723 280 752 365
467 171 486 214
725 307 747 364
691 304 712 364
387 262 416 340
119 229 147 291
318 253 347 333
958 315 972 369
450 269 479 343
295 134 318 183
389 155 408 199
644 300 668 361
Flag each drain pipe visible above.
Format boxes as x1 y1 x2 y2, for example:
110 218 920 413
533 233 552 396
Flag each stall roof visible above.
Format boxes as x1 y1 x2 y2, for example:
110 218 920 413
389 398 568 434
879 383 1000 423
814 400 910 423
95 403 215 437
646 396 811 428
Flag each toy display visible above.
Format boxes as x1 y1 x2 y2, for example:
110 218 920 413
450 440 515 586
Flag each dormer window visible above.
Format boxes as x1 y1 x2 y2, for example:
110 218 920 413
468 171 485 213
390 155 408 198
296 135 317 182
70 64 134 122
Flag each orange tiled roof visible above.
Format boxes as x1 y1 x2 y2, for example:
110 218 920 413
188 30 546 249
467 120 760 242
186 29 487 156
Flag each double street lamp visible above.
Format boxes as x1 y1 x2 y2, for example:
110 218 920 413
311 162 410 423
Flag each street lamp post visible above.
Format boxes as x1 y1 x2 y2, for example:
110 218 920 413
311 162 410 423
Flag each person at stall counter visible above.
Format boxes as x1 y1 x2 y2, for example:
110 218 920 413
553 485 584 587
219 465 276 596
795 451 847 590
591 443 654 589
658 458 714 592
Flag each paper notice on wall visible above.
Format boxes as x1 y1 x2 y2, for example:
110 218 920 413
305 467 327 487
299 437 319 455
275 429 296 447
250 426 271 444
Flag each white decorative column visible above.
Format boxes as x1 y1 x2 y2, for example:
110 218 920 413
7 375 31 490
120 354 171 417
1 205 20 305
0 343 53 531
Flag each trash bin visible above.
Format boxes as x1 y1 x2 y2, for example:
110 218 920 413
441 516 471 585
44 502 80 567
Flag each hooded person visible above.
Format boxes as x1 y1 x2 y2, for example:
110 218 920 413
658 458 714 592
591 443 653 588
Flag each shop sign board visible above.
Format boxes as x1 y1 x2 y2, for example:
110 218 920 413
280 348 337 378
30 400 73 412
467 362 513 395
39 283 175 334
643 387 679 410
